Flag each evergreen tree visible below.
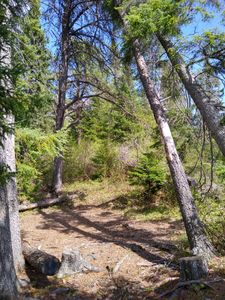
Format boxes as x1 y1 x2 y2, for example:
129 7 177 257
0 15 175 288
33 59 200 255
14 0 53 128
129 152 166 193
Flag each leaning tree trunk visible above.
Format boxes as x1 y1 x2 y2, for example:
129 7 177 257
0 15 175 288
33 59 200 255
52 0 71 194
117 8 215 259
2 115 24 271
157 33 225 157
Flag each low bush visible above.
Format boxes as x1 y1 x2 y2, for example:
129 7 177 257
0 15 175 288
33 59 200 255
63 140 97 182
128 151 166 194
92 141 126 180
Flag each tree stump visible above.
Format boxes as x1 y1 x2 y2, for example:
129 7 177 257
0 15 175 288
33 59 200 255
23 243 60 276
57 248 99 278
179 256 208 281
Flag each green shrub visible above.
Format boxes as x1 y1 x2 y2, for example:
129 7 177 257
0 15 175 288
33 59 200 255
128 152 166 193
63 140 97 182
16 162 41 198
16 127 67 201
92 141 125 180
197 196 225 255
216 161 225 182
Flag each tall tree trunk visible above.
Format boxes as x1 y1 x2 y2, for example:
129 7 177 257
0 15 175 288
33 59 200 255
3 115 24 271
117 9 215 259
52 155 63 194
0 125 18 297
156 33 225 157
0 5 24 276
0 181 18 298
52 0 71 194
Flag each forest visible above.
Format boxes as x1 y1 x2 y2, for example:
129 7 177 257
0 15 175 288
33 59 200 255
0 0 225 299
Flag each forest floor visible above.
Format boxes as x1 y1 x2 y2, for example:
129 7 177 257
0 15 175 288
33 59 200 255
20 180 225 300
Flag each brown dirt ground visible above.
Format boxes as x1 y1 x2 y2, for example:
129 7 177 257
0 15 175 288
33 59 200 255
20 191 225 300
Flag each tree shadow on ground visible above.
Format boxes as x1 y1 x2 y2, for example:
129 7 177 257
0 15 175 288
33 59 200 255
72 191 166 209
21 191 225 299
72 192 181 225
35 206 178 270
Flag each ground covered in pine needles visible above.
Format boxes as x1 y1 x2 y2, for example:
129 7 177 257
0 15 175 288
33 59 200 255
19 181 225 300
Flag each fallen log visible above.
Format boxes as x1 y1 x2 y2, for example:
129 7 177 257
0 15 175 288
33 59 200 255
19 196 70 212
23 243 60 276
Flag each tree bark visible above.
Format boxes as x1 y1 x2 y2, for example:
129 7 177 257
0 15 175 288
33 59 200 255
0 6 24 283
156 33 225 157
0 185 18 298
52 155 63 195
117 8 215 259
52 0 72 194
2 115 24 272
0 121 18 298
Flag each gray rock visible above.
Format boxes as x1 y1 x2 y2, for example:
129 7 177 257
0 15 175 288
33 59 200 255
57 248 99 278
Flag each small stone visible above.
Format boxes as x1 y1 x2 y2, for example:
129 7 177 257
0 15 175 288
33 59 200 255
57 248 99 278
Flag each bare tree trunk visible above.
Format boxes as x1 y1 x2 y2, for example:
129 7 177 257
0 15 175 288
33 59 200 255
157 34 225 157
117 8 215 259
0 187 18 298
2 115 24 271
52 155 63 194
0 123 18 298
0 5 24 277
52 0 72 194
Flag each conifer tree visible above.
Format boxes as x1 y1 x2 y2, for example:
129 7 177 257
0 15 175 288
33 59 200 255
14 0 53 127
